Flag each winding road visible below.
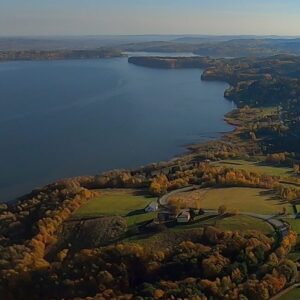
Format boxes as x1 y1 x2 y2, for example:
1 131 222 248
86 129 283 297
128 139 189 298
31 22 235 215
159 186 300 299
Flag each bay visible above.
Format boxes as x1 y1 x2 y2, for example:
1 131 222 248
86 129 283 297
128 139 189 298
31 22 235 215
0 56 234 201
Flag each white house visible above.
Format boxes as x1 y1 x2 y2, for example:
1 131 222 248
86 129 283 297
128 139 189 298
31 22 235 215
145 201 159 213
176 209 191 223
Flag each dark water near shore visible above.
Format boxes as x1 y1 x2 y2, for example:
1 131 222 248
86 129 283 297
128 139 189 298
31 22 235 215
0 57 234 201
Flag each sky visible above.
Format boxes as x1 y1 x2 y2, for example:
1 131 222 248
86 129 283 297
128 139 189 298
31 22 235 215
1 0 300 36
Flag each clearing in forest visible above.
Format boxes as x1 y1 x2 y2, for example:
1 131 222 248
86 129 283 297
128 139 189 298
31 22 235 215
169 187 291 215
73 189 157 226
213 159 292 177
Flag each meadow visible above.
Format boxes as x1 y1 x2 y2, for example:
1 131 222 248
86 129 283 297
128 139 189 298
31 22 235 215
73 189 157 226
171 187 292 214
212 159 292 177
125 214 274 252
277 286 300 300
172 214 273 234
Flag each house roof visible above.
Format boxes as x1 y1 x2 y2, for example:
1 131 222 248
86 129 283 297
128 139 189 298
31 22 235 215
178 210 191 217
175 209 191 220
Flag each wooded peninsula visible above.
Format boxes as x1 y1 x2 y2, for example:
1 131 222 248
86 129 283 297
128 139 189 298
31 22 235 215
0 48 122 61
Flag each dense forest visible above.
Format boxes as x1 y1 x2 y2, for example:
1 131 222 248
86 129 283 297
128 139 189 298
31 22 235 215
1 162 300 299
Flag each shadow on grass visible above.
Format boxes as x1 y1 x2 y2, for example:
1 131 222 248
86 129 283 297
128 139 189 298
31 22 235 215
220 161 244 166
115 214 227 245
259 190 290 205
256 161 290 171
126 209 146 217
192 214 219 224
132 189 156 198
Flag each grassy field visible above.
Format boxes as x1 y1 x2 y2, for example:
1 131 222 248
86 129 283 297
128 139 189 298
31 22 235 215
282 218 300 261
171 187 292 214
73 189 157 226
212 159 292 177
126 214 274 251
277 286 300 300
285 218 300 234
172 215 274 235
213 215 273 234
213 159 300 189
125 212 157 227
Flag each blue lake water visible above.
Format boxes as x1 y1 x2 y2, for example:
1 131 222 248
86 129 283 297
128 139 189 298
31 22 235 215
0 57 234 201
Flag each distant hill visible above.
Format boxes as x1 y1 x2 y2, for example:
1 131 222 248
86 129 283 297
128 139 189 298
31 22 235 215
123 38 300 57
2 35 300 58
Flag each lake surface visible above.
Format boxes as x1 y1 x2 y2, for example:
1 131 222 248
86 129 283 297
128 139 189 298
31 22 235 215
0 57 234 201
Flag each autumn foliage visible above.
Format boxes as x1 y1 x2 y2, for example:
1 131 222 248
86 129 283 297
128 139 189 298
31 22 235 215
0 179 97 289
0 225 296 300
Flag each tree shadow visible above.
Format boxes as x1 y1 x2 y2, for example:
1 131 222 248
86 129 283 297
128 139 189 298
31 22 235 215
126 209 146 216
259 190 290 205
132 189 155 198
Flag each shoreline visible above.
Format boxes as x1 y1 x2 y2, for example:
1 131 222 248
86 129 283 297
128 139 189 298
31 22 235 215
6 123 236 205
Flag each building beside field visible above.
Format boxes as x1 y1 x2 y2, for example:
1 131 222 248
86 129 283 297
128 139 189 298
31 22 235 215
176 209 191 223
157 209 177 222
144 201 159 213
157 208 192 224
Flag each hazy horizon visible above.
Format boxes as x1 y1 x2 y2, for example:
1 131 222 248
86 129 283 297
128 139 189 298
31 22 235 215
1 34 300 39
2 0 300 36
